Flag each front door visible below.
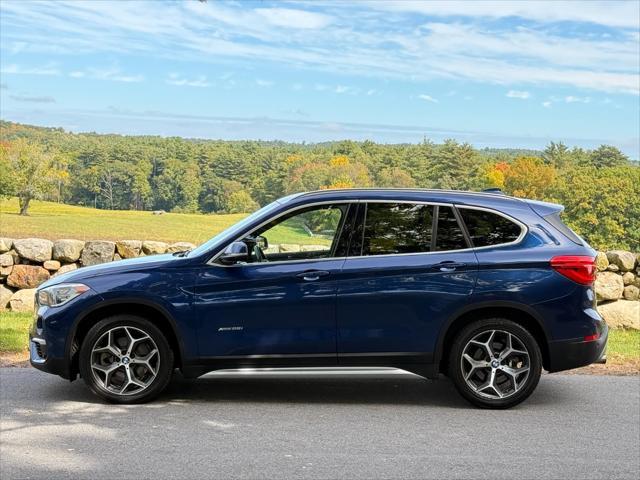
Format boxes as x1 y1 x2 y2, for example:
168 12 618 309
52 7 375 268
195 203 354 361
337 202 478 364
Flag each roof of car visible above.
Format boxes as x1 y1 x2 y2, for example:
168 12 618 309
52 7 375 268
280 188 528 210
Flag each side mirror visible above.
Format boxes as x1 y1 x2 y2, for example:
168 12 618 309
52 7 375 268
219 241 248 265
255 235 268 249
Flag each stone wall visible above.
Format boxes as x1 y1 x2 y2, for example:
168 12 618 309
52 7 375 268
1 237 639 329
593 251 640 329
0 238 195 312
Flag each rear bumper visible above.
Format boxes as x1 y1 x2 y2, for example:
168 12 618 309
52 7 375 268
547 323 608 373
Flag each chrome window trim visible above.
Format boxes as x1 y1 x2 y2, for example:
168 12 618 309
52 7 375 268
207 199 528 268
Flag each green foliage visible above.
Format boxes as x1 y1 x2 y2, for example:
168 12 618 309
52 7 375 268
0 120 637 249
0 137 62 215
376 167 416 188
227 190 259 214
588 145 629 168
553 166 640 250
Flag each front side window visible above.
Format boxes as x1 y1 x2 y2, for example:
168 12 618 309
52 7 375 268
459 208 522 247
362 203 434 256
220 203 349 264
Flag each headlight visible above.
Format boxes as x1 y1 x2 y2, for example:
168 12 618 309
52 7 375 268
37 283 90 307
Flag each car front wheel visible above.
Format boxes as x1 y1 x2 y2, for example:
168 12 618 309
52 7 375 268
448 318 542 409
79 315 174 404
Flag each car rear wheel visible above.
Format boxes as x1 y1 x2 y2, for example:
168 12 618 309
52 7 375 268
79 315 174 404
448 318 542 409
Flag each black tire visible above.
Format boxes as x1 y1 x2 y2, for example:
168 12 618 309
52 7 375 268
79 315 174 404
448 318 542 409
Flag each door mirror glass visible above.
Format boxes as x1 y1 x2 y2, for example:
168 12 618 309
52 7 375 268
219 241 249 265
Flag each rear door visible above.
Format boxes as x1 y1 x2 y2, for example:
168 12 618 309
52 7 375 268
336 202 478 364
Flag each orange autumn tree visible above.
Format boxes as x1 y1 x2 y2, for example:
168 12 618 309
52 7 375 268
503 156 556 200
483 161 510 190
288 155 371 192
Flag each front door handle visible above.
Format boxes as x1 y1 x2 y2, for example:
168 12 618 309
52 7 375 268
432 261 467 272
296 270 330 281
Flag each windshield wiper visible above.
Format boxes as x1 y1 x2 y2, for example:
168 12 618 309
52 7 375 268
172 250 190 257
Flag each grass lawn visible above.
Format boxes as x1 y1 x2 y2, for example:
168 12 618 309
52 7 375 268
1 311 638 373
605 328 640 365
0 311 31 354
0 198 329 246
1 198 247 244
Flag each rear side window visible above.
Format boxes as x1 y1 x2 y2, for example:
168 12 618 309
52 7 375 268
435 207 467 251
362 203 433 255
459 208 522 247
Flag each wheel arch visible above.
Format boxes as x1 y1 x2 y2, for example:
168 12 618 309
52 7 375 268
435 302 551 373
67 299 185 379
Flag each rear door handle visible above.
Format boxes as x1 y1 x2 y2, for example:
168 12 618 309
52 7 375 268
432 261 467 272
296 270 330 281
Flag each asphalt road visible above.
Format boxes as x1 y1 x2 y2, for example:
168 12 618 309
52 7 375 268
1 367 638 480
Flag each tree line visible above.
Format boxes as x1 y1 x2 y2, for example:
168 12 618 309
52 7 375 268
0 120 638 250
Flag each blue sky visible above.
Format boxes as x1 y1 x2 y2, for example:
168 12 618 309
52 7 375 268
1 0 638 156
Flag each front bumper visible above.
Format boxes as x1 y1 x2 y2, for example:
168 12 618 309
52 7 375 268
547 323 609 373
29 334 72 379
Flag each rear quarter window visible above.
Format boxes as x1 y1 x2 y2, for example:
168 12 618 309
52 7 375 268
459 208 522 248
543 213 584 246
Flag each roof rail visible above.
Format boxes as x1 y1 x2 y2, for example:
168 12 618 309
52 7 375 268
482 188 506 195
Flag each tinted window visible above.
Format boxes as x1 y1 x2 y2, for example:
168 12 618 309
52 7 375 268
436 207 467 251
362 203 433 256
544 213 584 245
459 208 522 247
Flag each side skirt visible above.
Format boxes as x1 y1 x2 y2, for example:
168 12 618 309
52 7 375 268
181 352 438 380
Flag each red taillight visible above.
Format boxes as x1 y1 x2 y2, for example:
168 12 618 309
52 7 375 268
584 333 600 342
550 255 597 285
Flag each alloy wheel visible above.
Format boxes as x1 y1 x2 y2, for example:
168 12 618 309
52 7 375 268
90 326 160 396
460 329 530 400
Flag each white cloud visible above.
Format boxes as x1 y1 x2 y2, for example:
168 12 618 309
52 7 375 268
374 1 640 29
292 83 303 91
0 63 60 76
9 94 56 103
256 79 274 87
418 94 438 103
506 90 531 99
542 101 552 108
0 1 637 95
335 85 349 94
565 95 591 103
254 8 332 29
70 67 143 83
366 89 377 96
166 73 211 87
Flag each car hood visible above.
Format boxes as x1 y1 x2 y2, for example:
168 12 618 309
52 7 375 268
39 253 179 289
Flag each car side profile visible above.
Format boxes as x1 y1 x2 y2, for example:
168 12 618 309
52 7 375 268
30 188 607 408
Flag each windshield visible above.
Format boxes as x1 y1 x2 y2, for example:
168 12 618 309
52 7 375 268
189 200 283 258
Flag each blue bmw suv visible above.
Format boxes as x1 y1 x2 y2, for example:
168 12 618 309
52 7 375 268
30 189 607 408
